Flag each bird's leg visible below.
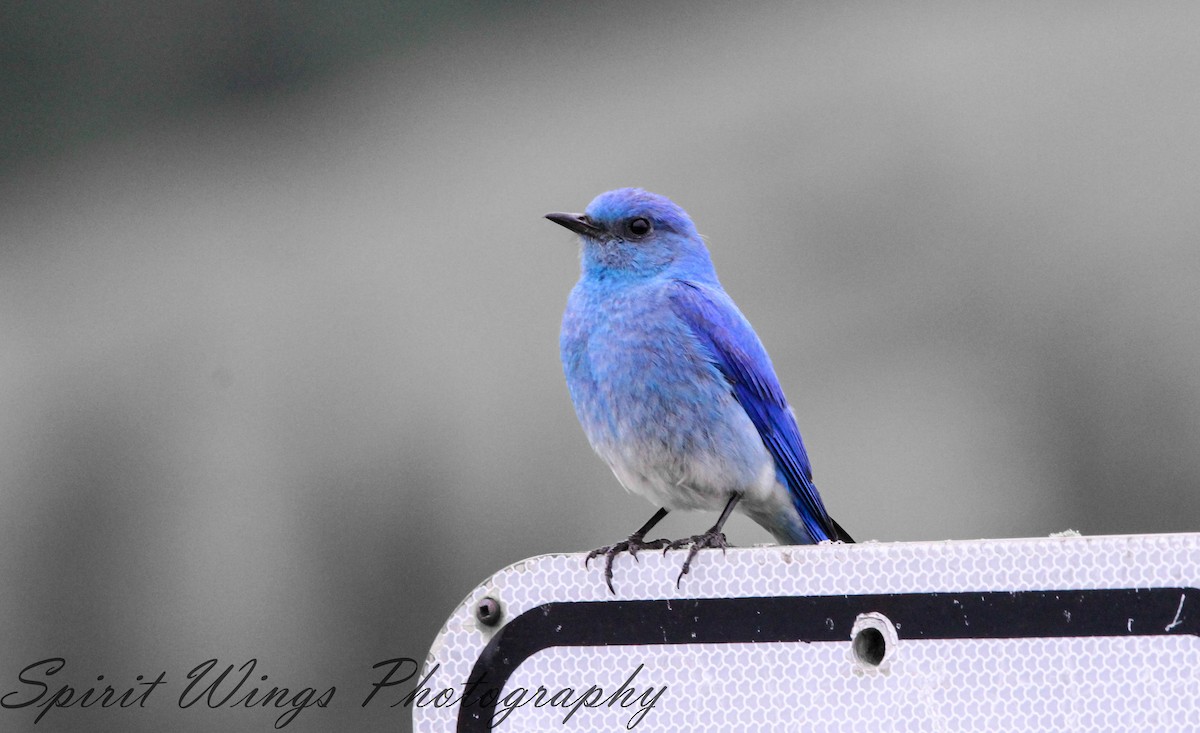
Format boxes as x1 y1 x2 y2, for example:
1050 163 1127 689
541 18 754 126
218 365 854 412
665 493 741 587
586 507 671 593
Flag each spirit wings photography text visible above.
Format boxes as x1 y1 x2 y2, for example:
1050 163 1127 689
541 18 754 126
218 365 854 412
1 656 667 729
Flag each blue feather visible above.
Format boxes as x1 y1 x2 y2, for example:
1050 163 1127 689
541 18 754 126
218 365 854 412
668 279 837 543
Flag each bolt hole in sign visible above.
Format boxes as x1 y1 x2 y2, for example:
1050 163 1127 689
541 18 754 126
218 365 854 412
413 534 1200 732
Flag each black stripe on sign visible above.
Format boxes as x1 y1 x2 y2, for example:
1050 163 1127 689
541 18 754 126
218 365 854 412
455 587 1198 730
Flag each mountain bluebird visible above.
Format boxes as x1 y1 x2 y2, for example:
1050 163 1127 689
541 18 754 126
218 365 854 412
547 188 852 592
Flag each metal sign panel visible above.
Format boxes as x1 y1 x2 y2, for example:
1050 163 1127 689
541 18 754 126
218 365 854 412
413 533 1200 731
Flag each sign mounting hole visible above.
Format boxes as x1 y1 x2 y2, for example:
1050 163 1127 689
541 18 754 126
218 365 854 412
853 626 886 666
850 612 899 669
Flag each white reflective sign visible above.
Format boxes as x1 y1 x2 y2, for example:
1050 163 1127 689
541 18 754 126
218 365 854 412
414 533 1200 732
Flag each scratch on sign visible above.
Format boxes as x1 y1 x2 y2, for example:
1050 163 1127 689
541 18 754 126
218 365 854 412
1164 593 1186 632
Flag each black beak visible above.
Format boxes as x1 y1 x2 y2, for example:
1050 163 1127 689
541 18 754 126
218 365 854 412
545 212 603 237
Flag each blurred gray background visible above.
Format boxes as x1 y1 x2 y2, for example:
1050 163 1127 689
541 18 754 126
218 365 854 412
2 2 1199 731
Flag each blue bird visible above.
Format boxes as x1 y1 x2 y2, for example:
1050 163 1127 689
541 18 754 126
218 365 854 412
547 188 852 592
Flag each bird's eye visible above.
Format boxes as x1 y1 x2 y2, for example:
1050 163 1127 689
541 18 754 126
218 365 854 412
627 217 652 237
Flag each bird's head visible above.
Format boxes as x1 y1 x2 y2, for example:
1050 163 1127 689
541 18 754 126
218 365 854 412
546 188 716 282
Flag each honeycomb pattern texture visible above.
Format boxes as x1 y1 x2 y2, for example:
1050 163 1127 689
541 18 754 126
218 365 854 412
415 533 1200 731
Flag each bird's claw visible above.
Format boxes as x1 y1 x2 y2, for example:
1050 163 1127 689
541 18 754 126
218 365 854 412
585 535 671 593
664 530 729 588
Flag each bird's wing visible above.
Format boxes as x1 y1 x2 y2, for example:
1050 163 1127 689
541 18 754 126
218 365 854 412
668 279 838 542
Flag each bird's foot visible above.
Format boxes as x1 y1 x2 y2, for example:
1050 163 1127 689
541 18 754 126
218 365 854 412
585 534 671 593
664 529 729 588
